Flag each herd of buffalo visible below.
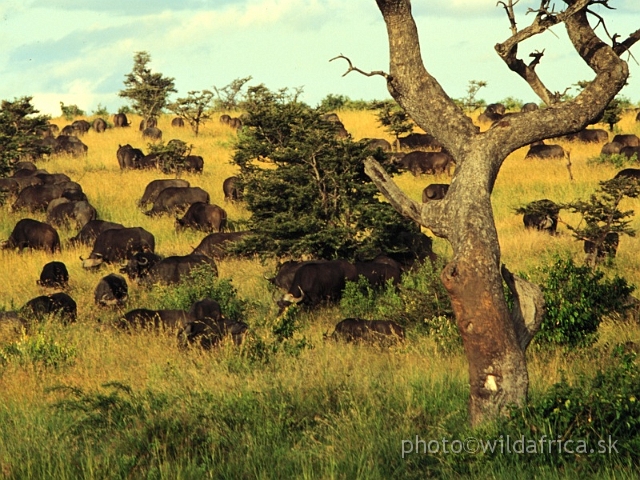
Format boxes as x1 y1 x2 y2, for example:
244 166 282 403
2 106 640 347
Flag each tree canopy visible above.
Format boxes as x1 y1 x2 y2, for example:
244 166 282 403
119 51 176 126
231 85 429 262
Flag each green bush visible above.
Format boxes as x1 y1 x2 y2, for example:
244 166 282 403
502 346 640 467
0 331 76 369
537 257 634 347
587 152 638 168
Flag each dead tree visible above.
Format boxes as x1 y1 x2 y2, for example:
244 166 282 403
344 0 639 426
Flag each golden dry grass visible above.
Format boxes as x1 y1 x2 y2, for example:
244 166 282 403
0 109 639 409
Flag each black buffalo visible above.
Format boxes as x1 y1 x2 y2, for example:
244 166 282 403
521 199 560 234
422 183 449 201
92 118 107 133
612 134 640 147
12 184 70 212
268 259 328 291
71 120 91 135
171 117 185 127
398 151 454 175
1 219 60 253
223 176 242 201
354 260 402 288
191 231 249 259
279 260 357 308
176 202 227 232
117 144 144 170
139 179 190 208
123 253 217 285
601 142 623 156
37 261 69 289
396 133 442 150
118 309 195 331
565 129 609 143
183 155 204 173
46 199 97 229
81 227 155 269
142 127 162 141
620 146 640 160
113 113 130 127
21 292 76 324
94 274 129 307
145 186 210 216
0 178 20 196
69 220 125 246
118 251 162 279
521 102 539 112
614 168 640 179
328 318 405 343
364 138 392 152
53 135 88 156
478 103 506 123
524 143 565 160
219 114 231 124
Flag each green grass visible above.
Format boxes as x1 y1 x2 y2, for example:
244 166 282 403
0 111 639 478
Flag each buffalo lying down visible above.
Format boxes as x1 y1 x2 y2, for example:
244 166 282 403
328 318 405 344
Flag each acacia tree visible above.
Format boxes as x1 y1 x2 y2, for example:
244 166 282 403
340 0 640 425
168 90 214 136
119 51 176 128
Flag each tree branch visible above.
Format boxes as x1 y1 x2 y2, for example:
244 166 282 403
501 265 545 351
495 0 592 105
329 55 390 80
363 157 449 237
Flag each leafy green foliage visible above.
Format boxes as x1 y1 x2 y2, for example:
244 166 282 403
0 331 76 369
587 152 638 168
59 102 85 120
232 85 425 261
372 99 414 141
118 51 176 125
455 79 488 111
503 347 640 466
212 76 252 111
317 94 374 111
537 257 634 347
602 97 623 131
497 96 524 111
146 139 192 175
563 177 640 265
168 90 214 136
0 96 51 177
91 103 109 117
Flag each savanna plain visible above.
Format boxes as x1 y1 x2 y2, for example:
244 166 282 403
0 110 640 479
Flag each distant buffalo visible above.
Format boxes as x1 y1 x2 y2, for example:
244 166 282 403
612 134 640 148
113 113 130 127
92 118 107 133
223 176 242 201
139 179 190 208
521 102 539 113
145 186 210 216
171 117 185 127
191 231 249 259
81 227 155 269
398 151 454 175
565 129 609 143
524 142 565 160
69 220 125 246
94 274 128 307
422 183 449 201
139 117 158 131
142 127 162 141
396 133 442 150
328 318 405 344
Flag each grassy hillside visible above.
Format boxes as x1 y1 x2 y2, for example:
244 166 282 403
0 110 639 478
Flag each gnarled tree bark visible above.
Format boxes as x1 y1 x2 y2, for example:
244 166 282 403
361 0 639 425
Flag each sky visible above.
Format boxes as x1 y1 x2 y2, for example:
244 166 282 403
0 0 639 117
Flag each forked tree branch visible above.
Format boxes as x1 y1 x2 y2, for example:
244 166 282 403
363 157 449 237
329 54 390 80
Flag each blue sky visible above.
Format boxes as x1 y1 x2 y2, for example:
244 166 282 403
1 0 638 116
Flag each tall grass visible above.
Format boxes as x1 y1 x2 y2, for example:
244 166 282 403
0 111 639 477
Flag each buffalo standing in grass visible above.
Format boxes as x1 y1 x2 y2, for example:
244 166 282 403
142 127 162 141
113 113 130 127
122 252 217 285
191 231 249 259
1 219 60 253
117 144 144 170
138 179 190 208
519 199 560 234
398 151 454 175
69 220 125 246
46 199 97 229
223 176 242 201
179 298 248 349
171 117 185 127
176 202 227 232
118 309 195 331
395 132 443 150
92 118 107 133
21 292 76 324
81 227 155 269
145 186 210 216
524 142 565 160
612 134 640 147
